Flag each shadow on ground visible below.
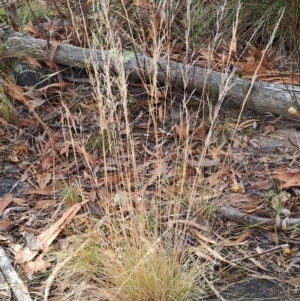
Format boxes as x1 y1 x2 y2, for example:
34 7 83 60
205 278 298 301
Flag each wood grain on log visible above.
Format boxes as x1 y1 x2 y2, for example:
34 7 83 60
1 24 300 119
0 246 32 301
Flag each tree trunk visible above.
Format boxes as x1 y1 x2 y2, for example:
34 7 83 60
0 24 299 119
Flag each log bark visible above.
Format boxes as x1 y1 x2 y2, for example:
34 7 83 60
0 246 32 301
1 24 300 119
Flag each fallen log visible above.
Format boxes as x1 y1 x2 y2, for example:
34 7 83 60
0 24 300 119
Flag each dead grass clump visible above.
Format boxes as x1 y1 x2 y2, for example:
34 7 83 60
52 217 208 301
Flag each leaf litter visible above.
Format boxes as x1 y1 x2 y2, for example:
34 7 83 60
0 3 300 300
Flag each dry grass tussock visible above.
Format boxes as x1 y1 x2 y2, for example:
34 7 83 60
52 222 209 300
45 1 241 300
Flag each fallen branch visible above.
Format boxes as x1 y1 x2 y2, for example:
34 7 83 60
1 24 300 118
218 206 300 229
0 269 11 299
0 246 32 301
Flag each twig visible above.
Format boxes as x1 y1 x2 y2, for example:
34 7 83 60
0 246 32 301
218 206 300 228
62 75 91 84
232 243 289 262
46 123 93 131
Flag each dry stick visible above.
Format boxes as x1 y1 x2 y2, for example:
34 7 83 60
231 243 289 263
218 206 300 228
62 75 91 84
0 246 32 301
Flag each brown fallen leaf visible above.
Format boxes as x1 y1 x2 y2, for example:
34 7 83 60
264 124 275 134
37 81 70 92
191 229 217 245
36 200 88 251
7 80 29 105
0 194 13 216
228 194 264 211
36 173 52 189
272 166 300 189
248 257 269 272
16 199 88 264
207 166 230 187
0 219 14 231
74 143 96 167
22 256 51 276
16 118 37 127
34 200 56 210
25 55 43 68
40 133 59 170
132 0 154 9
248 44 273 70
248 179 271 190
175 121 188 142
28 185 55 195
232 230 250 245
98 174 123 186
133 197 152 213
146 11 163 41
